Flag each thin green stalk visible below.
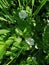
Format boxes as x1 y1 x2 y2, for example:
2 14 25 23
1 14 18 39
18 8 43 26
18 0 21 7
32 0 34 12
33 0 47 16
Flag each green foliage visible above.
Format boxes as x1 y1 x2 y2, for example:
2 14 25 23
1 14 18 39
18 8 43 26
43 24 49 53
0 0 49 65
33 0 47 16
43 24 49 64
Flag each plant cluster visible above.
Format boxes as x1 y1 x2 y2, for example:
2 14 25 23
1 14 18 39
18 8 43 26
0 0 49 65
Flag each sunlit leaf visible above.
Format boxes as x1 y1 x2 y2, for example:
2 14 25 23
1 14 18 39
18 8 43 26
0 45 6 59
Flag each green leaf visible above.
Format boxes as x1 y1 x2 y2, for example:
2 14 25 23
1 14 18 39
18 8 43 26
5 39 14 47
15 28 23 36
0 45 6 59
26 6 32 16
0 41 5 45
13 37 22 48
0 17 7 21
45 53 49 64
0 29 9 35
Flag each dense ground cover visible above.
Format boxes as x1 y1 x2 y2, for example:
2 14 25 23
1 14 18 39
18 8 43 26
0 0 49 65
